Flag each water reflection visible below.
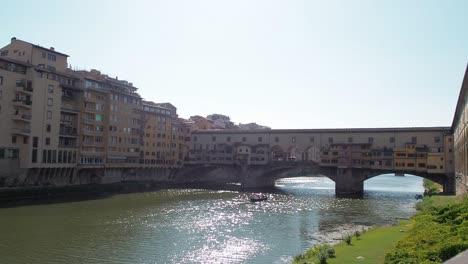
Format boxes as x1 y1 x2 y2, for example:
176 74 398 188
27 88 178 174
0 174 423 264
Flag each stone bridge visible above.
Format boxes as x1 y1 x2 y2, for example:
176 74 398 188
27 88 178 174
175 161 454 197
184 127 456 196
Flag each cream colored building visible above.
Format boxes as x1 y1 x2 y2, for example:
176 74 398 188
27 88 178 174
0 38 79 186
0 37 188 186
452 65 468 195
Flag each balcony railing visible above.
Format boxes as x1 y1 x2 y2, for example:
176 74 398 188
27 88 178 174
12 127 31 135
59 127 78 136
12 113 32 122
15 86 33 94
12 99 32 107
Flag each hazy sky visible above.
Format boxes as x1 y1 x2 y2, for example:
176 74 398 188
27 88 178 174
2 0 467 129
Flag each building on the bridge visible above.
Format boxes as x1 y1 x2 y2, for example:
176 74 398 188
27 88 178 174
452 64 468 195
189 128 455 193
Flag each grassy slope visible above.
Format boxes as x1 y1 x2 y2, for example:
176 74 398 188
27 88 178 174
326 221 412 264
293 195 461 264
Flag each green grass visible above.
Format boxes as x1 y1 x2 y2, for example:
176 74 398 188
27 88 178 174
293 195 464 264
416 194 461 211
326 221 412 264
423 179 443 193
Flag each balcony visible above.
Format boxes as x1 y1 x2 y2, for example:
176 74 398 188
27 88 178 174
80 150 104 156
83 118 95 124
82 141 104 147
61 102 80 112
12 113 32 123
12 127 31 136
12 99 32 108
15 85 33 95
59 127 78 137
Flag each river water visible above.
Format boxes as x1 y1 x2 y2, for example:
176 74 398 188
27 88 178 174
0 174 423 264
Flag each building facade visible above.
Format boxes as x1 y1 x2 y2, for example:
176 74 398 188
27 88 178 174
189 128 455 187
452 65 468 195
0 37 188 187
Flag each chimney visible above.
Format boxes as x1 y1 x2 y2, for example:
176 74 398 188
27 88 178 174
11 37 16 43
50 47 55 51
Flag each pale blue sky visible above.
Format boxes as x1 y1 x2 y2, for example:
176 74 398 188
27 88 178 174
2 0 467 129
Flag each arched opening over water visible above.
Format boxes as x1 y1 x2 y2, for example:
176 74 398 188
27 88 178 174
364 174 424 193
274 173 425 195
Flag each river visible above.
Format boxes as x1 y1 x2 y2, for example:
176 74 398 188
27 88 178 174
0 174 423 264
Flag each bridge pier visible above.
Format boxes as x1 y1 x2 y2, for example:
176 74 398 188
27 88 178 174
332 168 365 198
442 173 456 195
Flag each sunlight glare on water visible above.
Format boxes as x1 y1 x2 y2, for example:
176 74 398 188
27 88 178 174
0 174 423 263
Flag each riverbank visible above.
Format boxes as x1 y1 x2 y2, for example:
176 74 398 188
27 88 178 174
293 195 466 264
0 181 245 208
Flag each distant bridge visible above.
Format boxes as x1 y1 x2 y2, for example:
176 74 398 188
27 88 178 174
175 161 453 197
177 127 455 196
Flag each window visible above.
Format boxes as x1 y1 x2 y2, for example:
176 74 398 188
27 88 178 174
0 76 3 85
212 136 216 142
275 137 279 143
47 53 56 61
46 65 56 72
348 137 353 143
32 149 37 163
23 137 28 144
47 111 52 119
47 150 52 163
310 137 314 143
42 52 46 58
328 137 333 143
45 137 50 145
227 136 231 142
1 50 9 56
46 124 51 132
12 136 16 144
33 137 38 148
48 85 54 93
95 114 104 122
390 137 395 143
411 137 417 144
434 136 441 143
242 137 246 142
368 137 374 144
258 137 263 142
292 137 296 143
47 98 53 106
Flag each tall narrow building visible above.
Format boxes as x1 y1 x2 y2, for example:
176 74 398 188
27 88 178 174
0 37 79 186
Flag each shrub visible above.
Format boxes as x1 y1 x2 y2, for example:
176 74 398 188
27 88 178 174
355 230 361 240
326 247 336 258
343 233 352 245
384 198 468 264
317 252 327 264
